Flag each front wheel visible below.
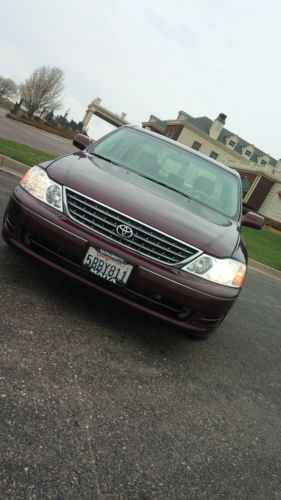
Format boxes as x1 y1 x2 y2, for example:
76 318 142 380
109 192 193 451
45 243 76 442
186 330 213 341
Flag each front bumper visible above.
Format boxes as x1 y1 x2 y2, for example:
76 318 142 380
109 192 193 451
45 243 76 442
2 186 241 334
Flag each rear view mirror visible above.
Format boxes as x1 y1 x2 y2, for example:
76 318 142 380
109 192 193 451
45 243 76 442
242 211 264 229
73 133 94 150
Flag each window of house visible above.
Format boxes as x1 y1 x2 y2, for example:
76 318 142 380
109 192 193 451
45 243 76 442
192 141 201 151
229 140 236 147
210 151 218 159
244 149 252 157
260 159 267 165
241 178 252 196
165 128 174 139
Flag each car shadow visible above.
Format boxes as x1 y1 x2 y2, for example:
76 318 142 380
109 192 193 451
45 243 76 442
0 243 212 361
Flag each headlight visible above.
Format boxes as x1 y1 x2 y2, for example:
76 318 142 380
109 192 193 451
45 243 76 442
20 166 63 212
182 254 246 288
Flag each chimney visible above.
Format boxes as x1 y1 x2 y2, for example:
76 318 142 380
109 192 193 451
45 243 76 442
177 110 191 121
209 113 227 140
217 113 227 123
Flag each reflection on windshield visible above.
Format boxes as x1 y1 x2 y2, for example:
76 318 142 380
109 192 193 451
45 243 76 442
89 127 241 219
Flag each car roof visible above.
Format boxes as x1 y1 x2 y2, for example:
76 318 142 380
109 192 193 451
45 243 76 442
123 124 241 179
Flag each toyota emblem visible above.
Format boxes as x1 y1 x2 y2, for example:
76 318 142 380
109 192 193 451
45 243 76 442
116 224 134 239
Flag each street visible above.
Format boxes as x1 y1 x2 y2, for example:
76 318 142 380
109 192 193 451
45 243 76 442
0 108 76 156
0 170 281 499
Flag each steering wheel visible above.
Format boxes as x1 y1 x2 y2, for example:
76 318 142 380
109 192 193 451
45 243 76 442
192 190 213 205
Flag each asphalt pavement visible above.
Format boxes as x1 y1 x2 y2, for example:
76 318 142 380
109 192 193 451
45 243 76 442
0 170 281 499
0 108 76 156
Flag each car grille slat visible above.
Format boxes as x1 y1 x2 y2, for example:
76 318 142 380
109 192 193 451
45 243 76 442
65 188 200 265
67 193 120 222
71 207 187 260
131 234 187 259
67 191 194 255
110 238 179 263
67 200 116 229
69 211 115 235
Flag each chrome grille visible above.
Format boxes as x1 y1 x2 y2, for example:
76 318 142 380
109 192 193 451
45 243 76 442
65 188 200 265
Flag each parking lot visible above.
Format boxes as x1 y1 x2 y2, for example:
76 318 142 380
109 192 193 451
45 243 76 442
0 170 281 499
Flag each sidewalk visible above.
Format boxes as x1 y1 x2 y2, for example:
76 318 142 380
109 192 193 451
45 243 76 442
0 154 29 177
248 259 281 282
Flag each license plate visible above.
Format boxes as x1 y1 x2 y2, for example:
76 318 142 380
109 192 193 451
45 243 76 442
83 247 133 285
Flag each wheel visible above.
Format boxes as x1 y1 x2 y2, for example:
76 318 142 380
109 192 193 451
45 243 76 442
187 331 211 341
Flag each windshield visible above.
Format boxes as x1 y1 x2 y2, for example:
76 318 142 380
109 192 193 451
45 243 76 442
89 127 241 219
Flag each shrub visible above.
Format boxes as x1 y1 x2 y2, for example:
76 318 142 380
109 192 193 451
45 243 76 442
6 113 77 139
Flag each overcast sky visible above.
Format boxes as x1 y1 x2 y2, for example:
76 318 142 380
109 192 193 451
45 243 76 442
1 0 280 158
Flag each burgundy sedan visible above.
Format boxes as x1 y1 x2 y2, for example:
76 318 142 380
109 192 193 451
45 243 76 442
2 126 263 338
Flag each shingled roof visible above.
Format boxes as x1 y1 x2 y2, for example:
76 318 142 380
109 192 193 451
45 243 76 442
187 116 277 167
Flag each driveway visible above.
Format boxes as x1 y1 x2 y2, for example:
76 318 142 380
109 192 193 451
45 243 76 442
0 107 76 156
0 171 280 499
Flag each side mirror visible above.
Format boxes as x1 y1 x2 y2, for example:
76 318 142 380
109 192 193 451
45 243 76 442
73 133 94 150
242 211 264 229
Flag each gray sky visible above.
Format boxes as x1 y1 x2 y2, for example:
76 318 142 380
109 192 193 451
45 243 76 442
1 0 280 158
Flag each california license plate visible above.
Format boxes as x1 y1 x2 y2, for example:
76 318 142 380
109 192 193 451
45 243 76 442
83 247 133 285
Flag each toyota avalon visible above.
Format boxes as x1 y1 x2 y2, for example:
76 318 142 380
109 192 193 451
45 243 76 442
2 125 263 338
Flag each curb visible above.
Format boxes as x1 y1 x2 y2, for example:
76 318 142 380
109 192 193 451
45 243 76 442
0 154 29 177
248 259 281 282
0 155 280 283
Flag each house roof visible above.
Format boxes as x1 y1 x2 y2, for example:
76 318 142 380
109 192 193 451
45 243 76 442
186 116 277 167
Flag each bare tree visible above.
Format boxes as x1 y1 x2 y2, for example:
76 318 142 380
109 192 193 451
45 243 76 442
19 66 64 117
0 76 18 99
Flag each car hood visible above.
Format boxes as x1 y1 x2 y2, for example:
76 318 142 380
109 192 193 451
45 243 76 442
46 153 241 258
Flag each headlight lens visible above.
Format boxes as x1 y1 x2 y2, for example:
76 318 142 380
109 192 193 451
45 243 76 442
20 166 63 211
182 254 246 288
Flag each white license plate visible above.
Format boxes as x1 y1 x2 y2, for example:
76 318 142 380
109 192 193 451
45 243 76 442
83 247 133 285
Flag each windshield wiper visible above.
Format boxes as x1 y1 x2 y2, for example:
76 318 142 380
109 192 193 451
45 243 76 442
136 174 192 200
92 153 122 166
91 158 191 200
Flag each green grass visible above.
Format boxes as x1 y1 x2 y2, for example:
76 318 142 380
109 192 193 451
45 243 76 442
243 226 281 271
0 136 56 166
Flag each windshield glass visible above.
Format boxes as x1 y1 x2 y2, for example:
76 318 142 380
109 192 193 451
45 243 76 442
89 127 241 219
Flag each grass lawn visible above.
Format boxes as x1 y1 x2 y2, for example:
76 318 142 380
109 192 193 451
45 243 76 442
243 226 281 271
0 136 55 166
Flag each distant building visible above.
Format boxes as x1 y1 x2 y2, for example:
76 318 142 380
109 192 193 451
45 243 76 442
143 111 281 223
